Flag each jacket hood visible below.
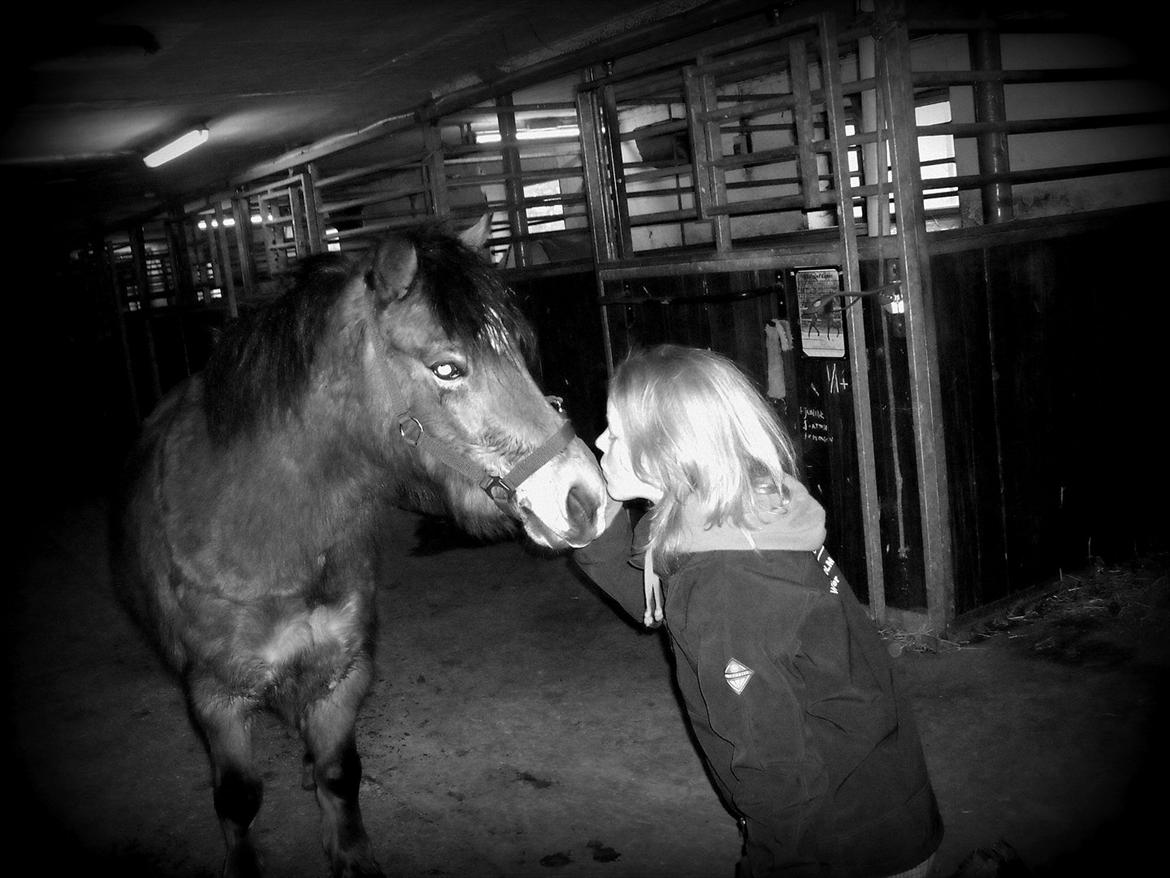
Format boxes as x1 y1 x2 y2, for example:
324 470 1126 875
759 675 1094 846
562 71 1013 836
677 474 827 554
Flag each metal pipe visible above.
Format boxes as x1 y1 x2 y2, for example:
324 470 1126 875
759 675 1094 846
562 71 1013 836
969 28 1014 224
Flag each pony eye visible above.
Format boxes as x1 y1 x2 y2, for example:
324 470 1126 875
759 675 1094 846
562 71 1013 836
430 361 464 381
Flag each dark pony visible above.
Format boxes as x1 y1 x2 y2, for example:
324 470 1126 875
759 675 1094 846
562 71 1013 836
113 217 606 877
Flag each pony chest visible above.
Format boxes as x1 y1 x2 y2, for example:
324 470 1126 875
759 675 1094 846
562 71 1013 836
240 593 369 702
172 555 372 699
260 597 362 676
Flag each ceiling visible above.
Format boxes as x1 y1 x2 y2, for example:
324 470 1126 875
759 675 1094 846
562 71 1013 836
1 0 747 246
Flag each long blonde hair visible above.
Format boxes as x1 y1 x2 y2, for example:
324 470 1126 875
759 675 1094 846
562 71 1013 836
608 344 797 569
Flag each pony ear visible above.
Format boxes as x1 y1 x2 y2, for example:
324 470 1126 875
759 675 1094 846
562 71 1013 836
459 213 492 251
365 236 419 305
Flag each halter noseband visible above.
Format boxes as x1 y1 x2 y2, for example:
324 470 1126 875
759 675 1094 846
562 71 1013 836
393 393 576 506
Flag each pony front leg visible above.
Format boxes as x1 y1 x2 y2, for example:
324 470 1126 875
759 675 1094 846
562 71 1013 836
188 678 264 878
302 653 383 878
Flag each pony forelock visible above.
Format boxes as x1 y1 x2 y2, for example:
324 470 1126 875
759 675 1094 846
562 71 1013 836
200 223 536 444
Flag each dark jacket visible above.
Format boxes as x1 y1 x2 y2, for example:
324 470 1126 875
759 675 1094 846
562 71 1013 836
572 485 942 877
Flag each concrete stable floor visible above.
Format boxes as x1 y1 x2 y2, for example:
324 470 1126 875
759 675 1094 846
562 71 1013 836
7 489 1169 878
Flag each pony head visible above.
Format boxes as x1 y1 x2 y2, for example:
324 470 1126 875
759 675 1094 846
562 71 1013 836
351 217 607 549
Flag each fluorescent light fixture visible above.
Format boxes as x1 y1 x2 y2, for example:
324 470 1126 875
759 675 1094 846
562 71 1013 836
143 128 209 168
477 125 579 144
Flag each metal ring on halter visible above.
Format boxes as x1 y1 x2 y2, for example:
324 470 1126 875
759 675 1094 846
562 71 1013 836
480 474 516 504
397 415 423 446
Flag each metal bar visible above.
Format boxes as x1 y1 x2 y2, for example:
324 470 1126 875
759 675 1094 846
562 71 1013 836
313 155 426 190
576 89 617 264
128 226 164 402
443 166 584 190
703 193 836 216
230 114 417 187
444 134 583 155
163 218 196 307
495 95 530 268
299 170 323 254
922 109 1170 138
436 102 578 121
596 241 848 279
103 239 142 424
905 15 1120 34
600 84 635 256
624 207 705 226
936 155 1169 191
579 76 620 378
711 143 801 170
624 163 696 182
423 122 450 218
970 28 1013 223
320 186 430 216
913 65 1146 86
697 93 800 123
212 202 239 319
684 65 731 249
230 196 258 293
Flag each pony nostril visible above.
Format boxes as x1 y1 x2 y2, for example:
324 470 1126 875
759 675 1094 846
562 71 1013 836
565 483 598 534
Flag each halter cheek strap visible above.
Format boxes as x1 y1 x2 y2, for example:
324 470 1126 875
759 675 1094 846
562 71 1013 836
370 345 576 506
480 419 576 502
398 411 575 504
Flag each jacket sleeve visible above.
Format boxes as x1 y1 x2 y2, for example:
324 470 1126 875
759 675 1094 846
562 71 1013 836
569 505 649 623
690 564 826 861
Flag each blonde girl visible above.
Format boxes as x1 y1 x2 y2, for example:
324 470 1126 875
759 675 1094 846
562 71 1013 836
574 343 942 878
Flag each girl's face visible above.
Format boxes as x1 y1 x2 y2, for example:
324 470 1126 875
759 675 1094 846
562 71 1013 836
594 402 664 503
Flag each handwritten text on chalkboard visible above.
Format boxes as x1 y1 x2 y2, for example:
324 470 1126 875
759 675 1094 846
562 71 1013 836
800 406 834 444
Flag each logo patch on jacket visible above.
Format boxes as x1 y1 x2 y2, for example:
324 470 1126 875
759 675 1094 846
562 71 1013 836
724 658 754 694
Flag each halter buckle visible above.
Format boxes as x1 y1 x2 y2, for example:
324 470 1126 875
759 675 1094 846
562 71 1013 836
480 474 516 504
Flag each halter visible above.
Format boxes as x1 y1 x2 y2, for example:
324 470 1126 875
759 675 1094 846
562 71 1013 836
390 383 576 507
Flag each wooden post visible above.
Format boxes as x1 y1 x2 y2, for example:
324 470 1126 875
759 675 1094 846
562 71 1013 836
817 12 886 620
878 8 956 633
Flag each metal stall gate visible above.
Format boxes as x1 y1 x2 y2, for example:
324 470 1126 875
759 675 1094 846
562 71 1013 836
577 8 954 633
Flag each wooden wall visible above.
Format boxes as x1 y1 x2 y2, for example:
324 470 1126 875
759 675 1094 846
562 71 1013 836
932 206 1170 615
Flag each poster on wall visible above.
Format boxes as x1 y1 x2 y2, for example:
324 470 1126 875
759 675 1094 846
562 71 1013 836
795 268 845 358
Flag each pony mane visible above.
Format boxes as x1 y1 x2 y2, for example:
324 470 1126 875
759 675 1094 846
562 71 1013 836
201 222 537 444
